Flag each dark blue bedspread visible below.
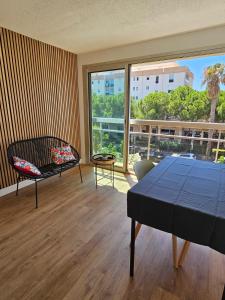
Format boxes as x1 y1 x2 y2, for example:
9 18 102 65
127 156 225 254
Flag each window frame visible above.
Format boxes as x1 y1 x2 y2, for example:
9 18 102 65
82 47 225 169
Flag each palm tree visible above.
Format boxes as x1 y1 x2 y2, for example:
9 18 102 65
202 63 225 157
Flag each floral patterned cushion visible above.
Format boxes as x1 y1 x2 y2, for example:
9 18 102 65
50 145 75 165
50 147 65 165
13 157 41 176
62 145 75 162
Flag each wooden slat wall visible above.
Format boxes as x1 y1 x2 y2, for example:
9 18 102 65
0 27 80 189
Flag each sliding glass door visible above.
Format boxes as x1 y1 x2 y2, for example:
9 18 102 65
87 52 225 174
89 69 126 170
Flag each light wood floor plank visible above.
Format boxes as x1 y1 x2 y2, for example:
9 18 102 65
0 166 224 300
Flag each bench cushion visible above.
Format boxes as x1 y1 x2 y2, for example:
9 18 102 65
13 156 41 176
51 145 76 165
50 147 65 165
62 145 76 162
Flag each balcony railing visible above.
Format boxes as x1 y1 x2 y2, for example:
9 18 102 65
92 117 225 164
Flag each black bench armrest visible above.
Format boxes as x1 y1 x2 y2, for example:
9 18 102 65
70 144 80 162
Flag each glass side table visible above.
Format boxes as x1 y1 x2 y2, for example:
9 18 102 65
91 153 116 189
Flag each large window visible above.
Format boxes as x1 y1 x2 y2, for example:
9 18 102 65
90 69 125 169
128 56 225 171
88 53 225 173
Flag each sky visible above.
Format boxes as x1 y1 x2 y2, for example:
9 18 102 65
178 55 225 91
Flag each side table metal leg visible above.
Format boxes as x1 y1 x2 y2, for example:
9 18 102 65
112 162 114 189
95 164 98 189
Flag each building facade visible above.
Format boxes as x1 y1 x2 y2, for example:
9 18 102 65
130 62 193 100
91 62 193 99
91 70 125 96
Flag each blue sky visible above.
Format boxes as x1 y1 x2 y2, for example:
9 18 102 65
178 55 225 91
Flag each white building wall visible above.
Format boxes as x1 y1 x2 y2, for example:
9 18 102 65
114 78 124 93
130 71 191 100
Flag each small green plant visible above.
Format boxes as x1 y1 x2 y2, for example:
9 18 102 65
218 155 225 163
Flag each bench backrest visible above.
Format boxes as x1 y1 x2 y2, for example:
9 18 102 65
7 136 79 168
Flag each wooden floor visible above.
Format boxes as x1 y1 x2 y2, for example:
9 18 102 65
0 166 224 300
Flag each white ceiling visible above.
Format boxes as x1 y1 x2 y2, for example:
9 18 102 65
1 0 225 54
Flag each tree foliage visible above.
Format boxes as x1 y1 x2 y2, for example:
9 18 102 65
92 93 124 118
136 92 170 120
132 86 212 121
202 63 225 126
202 63 225 100
91 86 225 122
167 86 209 121
202 63 225 156
91 86 225 161
216 91 225 121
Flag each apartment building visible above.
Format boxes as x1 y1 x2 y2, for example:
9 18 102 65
91 62 193 99
130 62 193 99
91 70 125 96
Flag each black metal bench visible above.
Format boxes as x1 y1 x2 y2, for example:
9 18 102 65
7 136 82 208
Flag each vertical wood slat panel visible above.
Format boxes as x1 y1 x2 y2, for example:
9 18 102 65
0 29 16 187
0 27 80 189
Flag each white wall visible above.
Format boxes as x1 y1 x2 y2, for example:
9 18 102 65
77 25 225 162
130 72 189 99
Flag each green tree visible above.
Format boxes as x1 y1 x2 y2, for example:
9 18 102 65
135 92 170 120
132 87 210 121
92 93 124 118
92 93 125 160
168 86 209 121
130 98 138 119
202 63 225 122
202 63 225 156
216 90 225 122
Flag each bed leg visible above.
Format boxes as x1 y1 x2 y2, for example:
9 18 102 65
130 218 136 277
222 284 225 300
172 235 178 269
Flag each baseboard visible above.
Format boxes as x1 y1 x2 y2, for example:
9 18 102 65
0 180 34 197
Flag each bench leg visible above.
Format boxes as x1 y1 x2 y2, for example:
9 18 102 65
130 219 136 277
35 180 38 209
16 175 20 196
78 163 83 183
